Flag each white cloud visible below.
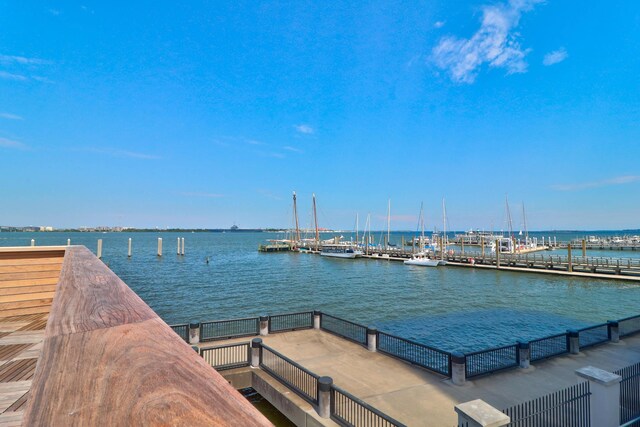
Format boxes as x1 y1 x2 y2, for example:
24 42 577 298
0 71 28 81
294 124 314 135
432 0 542 83
543 48 568 66
0 137 27 149
80 147 160 160
434 21 445 28
551 175 640 191
283 146 303 153
0 113 23 120
0 54 48 66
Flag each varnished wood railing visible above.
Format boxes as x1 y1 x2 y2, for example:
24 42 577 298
22 246 272 426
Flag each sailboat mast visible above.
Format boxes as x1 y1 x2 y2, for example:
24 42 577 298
355 213 359 245
506 195 513 240
293 191 300 243
387 199 391 249
312 193 319 248
522 202 528 240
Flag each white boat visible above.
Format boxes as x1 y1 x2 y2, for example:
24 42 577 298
320 244 358 259
404 252 440 267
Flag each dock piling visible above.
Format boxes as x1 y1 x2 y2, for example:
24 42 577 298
67 239 71 246
582 239 587 257
181 237 185 255
30 239 35 247
97 239 103 259
157 238 163 257
567 244 573 272
128 238 132 257
177 237 180 255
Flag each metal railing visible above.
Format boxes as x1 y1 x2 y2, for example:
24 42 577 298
269 311 313 333
615 361 640 424
377 331 451 376
200 317 260 342
259 344 319 404
169 323 189 342
530 333 568 362
330 385 406 427
465 344 519 378
620 315 640 337
201 342 250 371
502 382 591 427
578 323 609 348
320 313 368 345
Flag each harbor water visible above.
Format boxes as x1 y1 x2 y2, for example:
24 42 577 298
2 231 640 352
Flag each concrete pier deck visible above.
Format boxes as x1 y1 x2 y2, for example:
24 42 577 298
204 329 640 426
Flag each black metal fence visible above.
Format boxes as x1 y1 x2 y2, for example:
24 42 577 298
616 361 640 424
530 333 568 361
578 323 610 348
377 331 451 376
502 382 591 427
200 317 260 342
465 344 518 378
259 344 319 404
320 313 368 345
330 385 406 427
201 342 250 370
620 314 640 337
169 323 189 342
269 311 313 333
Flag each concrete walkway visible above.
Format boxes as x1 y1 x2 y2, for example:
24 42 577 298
201 330 640 426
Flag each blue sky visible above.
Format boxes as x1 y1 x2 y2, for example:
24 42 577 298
1 1 639 230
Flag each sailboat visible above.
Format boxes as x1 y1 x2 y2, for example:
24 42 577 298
438 198 448 265
404 203 440 267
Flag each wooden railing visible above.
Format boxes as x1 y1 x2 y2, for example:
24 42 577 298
22 246 271 426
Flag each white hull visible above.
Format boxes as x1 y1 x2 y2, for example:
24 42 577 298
404 258 440 267
321 252 356 259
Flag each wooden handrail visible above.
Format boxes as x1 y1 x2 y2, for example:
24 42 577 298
23 246 272 426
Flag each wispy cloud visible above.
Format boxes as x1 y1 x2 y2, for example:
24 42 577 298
282 145 303 153
543 48 568 66
257 189 283 201
434 21 446 29
48 9 61 16
180 192 224 198
80 147 160 160
0 71 28 81
0 137 28 150
246 139 266 146
0 54 49 66
294 124 314 135
432 0 542 84
551 175 640 191
0 113 23 120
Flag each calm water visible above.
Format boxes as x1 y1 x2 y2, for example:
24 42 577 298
3 231 640 352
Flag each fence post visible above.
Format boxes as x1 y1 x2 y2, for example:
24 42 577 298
251 338 262 368
455 399 510 427
317 376 333 418
189 321 200 344
451 352 466 386
517 341 530 369
313 311 321 330
367 327 378 352
568 329 580 354
260 316 269 336
576 366 622 427
607 320 620 343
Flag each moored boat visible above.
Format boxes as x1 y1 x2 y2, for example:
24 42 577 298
320 243 359 259
404 252 440 267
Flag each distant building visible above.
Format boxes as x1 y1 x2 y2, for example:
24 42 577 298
39 226 54 232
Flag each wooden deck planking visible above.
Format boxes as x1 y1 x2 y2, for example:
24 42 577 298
0 265 62 275
0 382 30 413
0 346 32 363
0 286 57 298
0 272 61 282
0 258 63 267
0 280 58 290
0 360 37 383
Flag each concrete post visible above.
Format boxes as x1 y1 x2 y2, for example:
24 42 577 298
576 366 622 427
567 244 573 272
517 341 530 369
67 239 71 246
189 321 200 344
128 238 132 257
607 320 620 343
313 311 321 330
251 338 262 368
97 239 103 259
455 399 510 427
568 329 580 354
451 352 466 386
157 238 163 257
367 327 378 352
317 376 333 418
259 316 269 336
30 239 35 247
